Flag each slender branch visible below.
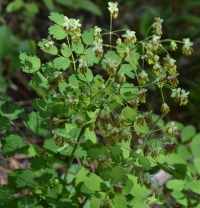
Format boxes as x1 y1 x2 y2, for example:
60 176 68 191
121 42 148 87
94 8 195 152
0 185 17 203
144 112 168 142
63 124 90 182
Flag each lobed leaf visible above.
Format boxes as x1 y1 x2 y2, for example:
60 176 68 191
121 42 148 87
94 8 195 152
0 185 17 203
15 169 38 189
72 42 84 54
48 12 65 26
138 156 152 171
42 62 56 78
30 71 49 89
23 111 48 136
122 106 138 122
120 64 135 79
17 195 37 208
88 143 109 161
48 24 66 40
98 165 128 185
82 28 94 45
53 57 70 70
61 45 72 57
0 116 10 131
167 179 185 192
19 52 41 73
1 133 29 157
181 125 196 143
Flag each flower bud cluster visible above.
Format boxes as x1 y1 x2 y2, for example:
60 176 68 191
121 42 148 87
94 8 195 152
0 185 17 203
67 94 79 108
67 137 77 147
182 38 193 55
42 35 54 51
137 172 152 189
103 58 118 75
54 71 64 83
74 116 85 128
122 30 137 45
93 38 104 57
164 139 176 155
108 2 119 19
171 88 189 105
100 200 112 208
112 182 123 194
149 142 162 159
79 58 88 73
153 17 163 35
63 16 81 35
138 172 163 200
164 122 178 136
151 186 163 201
52 135 64 147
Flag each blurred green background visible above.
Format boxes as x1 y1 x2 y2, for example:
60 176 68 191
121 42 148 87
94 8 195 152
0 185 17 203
0 0 200 129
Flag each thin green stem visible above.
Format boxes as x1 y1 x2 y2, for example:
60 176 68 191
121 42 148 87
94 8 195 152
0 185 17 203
63 124 89 182
109 15 112 51
160 88 165 103
66 35 77 74
144 112 168 142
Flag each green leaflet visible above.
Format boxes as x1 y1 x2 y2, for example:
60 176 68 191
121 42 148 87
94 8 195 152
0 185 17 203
138 156 152 171
120 83 139 100
98 165 128 185
181 125 196 143
17 195 37 208
19 52 41 73
166 179 185 192
1 133 29 157
23 111 49 135
88 143 110 161
82 28 94 45
122 106 138 122
0 101 24 120
30 71 49 89
48 24 66 40
48 12 65 26
53 56 70 70
120 64 135 79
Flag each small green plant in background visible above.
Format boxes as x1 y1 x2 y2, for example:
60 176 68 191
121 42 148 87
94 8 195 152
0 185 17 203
0 2 198 208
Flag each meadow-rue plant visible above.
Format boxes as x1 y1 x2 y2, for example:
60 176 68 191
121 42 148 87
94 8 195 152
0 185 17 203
0 2 195 207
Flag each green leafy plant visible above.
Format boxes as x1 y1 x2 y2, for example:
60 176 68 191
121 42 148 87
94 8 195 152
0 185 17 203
0 2 197 207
